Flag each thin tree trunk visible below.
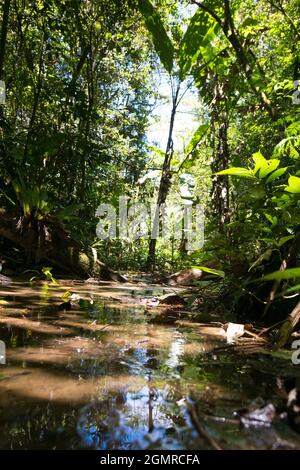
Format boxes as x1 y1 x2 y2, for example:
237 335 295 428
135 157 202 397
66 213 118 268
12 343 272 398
146 83 180 270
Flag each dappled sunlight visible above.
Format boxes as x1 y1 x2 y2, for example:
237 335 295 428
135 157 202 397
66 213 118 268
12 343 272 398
0 281 299 450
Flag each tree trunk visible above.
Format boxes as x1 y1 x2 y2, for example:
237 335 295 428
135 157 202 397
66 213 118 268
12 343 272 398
0 210 126 281
0 0 10 80
277 302 300 348
146 84 180 270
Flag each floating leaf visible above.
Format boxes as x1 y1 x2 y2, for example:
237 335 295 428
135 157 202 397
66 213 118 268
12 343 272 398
42 267 59 284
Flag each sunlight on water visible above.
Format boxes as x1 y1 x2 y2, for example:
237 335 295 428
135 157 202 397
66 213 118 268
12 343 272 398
0 281 299 450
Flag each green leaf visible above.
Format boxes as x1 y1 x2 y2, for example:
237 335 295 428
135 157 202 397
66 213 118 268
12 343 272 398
62 291 71 300
266 167 287 183
216 167 255 178
285 175 300 193
283 284 300 294
178 9 218 79
55 203 83 221
148 145 165 157
259 159 280 178
186 123 209 156
264 213 277 225
191 266 225 277
278 235 294 247
262 268 300 281
252 151 266 174
138 0 174 73
252 152 280 179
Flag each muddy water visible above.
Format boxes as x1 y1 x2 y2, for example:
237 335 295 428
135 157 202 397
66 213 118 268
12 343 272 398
0 281 299 450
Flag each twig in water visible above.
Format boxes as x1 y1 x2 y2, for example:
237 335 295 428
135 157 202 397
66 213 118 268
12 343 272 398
187 400 223 450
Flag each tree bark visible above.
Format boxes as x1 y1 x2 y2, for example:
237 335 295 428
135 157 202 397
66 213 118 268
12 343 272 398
277 301 300 348
0 210 126 281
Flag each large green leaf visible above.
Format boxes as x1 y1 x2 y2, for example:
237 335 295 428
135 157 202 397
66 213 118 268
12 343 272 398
266 167 287 183
252 151 266 174
278 235 295 247
138 0 174 73
262 268 300 281
259 159 280 178
192 266 225 278
216 167 255 178
285 175 300 194
252 152 280 179
178 9 218 79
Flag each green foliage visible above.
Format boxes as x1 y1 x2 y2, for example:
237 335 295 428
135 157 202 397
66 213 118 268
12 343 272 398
138 0 174 73
29 267 59 284
216 168 255 178
12 180 50 219
178 9 218 79
0 0 299 333
185 123 209 156
285 176 300 194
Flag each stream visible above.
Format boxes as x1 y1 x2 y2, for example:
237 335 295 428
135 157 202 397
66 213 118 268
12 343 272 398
0 281 299 450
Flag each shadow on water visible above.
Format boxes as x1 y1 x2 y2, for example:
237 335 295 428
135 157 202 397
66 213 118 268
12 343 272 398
0 281 299 449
